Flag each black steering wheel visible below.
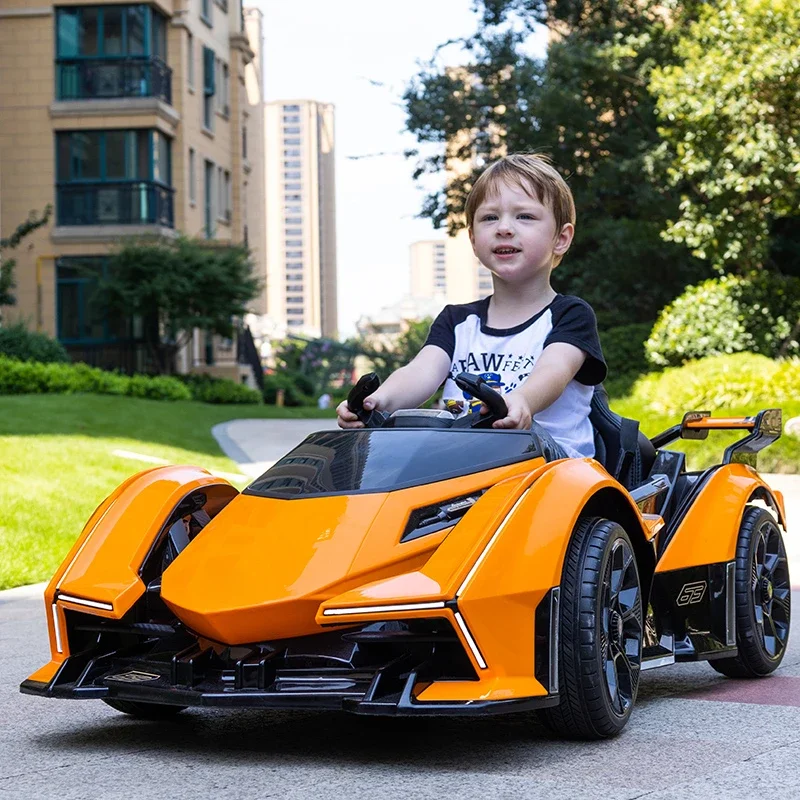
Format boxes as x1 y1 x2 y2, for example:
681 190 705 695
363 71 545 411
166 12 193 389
346 372 508 429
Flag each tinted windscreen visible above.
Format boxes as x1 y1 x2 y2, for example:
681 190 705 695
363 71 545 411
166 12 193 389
245 429 542 498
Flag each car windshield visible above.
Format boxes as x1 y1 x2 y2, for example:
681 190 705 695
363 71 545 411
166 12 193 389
244 429 542 498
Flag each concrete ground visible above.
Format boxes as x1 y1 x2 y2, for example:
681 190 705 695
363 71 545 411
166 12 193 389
2 419 799 799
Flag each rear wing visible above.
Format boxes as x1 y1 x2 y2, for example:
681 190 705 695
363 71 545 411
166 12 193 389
651 409 782 467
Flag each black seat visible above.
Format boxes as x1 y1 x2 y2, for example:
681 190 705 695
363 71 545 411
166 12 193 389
590 385 656 490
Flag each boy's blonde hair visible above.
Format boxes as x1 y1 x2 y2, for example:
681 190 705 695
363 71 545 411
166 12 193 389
465 153 576 265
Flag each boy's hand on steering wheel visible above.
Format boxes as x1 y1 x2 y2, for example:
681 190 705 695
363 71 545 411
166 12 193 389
336 391 386 429
486 390 532 430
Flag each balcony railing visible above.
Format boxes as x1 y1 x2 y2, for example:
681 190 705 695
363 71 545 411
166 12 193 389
56 57 172 104
57 181 175 228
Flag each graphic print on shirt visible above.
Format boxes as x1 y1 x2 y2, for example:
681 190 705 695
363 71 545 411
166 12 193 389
424 294 607 458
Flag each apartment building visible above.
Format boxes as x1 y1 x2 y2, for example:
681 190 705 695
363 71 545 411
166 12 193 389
0 0 265 376
410 232 493 306
264 99 337 339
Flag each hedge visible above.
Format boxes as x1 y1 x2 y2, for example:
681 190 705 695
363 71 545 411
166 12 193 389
177 373 261 405
0 357 191 401
646 272 800 367
0 323 69 363
628 352 800 416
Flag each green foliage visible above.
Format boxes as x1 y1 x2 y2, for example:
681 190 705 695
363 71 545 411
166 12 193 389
648 0 800 271
174 373 262 405
0 357 191 401
628 352 799 416
0 206 52 315
98 236 261 374
262 372 314 407
403 1 711 328
646 273 800 367
0 323 69 363
359 318 434 377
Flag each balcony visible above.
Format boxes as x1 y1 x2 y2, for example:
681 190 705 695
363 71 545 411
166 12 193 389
56 57 172 105
57 182 175 228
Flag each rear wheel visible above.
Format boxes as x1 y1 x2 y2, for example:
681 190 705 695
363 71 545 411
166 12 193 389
711 506 791 678
103 698 187 719
539 517 643 739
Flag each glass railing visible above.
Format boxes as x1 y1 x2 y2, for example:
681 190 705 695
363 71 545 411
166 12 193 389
55 57 172 104
56 181 175 227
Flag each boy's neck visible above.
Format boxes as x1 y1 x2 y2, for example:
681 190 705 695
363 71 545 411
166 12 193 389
487 275 557 328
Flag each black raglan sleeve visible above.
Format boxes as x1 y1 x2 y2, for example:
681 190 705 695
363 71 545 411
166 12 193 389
543 296 607 385
423 305 457 359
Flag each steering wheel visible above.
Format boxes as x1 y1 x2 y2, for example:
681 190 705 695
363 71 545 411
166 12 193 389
346 372 508 429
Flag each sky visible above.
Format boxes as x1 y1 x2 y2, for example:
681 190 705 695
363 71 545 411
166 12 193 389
253 0 548 337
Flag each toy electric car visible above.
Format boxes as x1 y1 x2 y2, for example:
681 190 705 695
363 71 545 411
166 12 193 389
21 373 790 739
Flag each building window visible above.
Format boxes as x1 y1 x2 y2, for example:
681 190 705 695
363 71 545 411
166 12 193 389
55 6 171 103
286 308 304 315
204 159 214 237
285 184 301 192
284 172 301 180
285 239 302 247
283 126 300 135
283 103 300 112
202 46 215 130
285 217 302 225
285 206 302 214
284 149 301 157
285 228 302 236
201 0 213 26
222 63 229 116
242 123 248 160
224 170 231 221
187 32 194 89
286 262 303 270
286 285 303 293
285 250 303 258
286 274 303 282
284 137 301 146
286 297 304 304
55 129 173 227
284 160 301 169
188 148 196 205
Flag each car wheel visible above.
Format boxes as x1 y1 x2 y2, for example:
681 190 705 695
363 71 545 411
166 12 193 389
103 698 187 719
711 506 791 679
539 516 643 739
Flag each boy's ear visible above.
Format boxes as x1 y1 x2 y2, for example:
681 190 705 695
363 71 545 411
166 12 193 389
552 222 574 258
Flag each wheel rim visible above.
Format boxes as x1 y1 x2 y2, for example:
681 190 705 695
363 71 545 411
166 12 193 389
751 518 791 660
599 538 642 716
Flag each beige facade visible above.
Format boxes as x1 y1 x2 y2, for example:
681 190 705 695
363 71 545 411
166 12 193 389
410 232 493 307
264 99 337 339
0 0 265 376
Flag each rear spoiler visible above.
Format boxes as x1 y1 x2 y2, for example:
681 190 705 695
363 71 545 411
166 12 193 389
651 409 782 466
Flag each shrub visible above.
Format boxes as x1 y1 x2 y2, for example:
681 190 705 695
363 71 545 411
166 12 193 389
646 272 800 367
177 373 261 404
0 357 191 401
263 373 314 406
601 323 652 377
629 352 799 415
0 323 69 363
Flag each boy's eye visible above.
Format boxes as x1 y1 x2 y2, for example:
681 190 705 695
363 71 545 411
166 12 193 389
518 213 536 220
481 214 498 222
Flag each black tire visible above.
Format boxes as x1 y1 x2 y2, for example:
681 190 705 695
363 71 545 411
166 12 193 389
539 517 643 739
711 506 791 679
103 698 187 719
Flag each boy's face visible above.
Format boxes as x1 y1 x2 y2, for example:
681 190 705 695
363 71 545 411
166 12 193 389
469 180 574 286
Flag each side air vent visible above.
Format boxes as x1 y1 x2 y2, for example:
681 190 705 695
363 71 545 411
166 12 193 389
400 490 486 543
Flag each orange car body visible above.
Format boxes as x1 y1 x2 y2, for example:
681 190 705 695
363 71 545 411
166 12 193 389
22 413 785 713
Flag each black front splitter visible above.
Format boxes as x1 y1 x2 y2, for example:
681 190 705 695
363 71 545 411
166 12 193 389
21 676 559 716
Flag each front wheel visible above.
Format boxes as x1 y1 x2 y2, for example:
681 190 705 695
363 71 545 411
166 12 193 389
539 517 643 739
103 698 187 719
711 506 791 679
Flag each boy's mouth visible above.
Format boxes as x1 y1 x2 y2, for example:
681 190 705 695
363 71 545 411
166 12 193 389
493 246 521 255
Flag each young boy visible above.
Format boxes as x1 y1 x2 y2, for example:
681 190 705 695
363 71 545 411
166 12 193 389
337 153 607 459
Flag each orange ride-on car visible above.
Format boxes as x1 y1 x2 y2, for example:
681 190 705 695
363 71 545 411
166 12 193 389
21 373 790 739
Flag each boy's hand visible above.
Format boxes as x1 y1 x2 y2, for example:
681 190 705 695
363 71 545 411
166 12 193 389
487 390 532 430
336 392 385 429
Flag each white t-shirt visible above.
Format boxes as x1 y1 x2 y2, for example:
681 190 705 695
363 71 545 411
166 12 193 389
425 294 607 458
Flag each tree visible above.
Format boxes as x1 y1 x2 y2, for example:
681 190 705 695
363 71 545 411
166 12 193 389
403 1 711 328
648 0 800 273
96 236 260 374
358 318 433 377
0 205 52 322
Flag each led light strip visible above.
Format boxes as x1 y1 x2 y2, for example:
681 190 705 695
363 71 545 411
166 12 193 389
456 486 532 598
453 611 487 669
322 601 445 617
58 594 114 611
51 604 63 654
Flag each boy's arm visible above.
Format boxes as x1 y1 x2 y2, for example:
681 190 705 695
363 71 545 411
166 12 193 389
491 343 587 429
338 345 451 428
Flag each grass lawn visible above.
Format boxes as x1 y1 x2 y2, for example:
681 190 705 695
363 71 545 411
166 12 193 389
1 392 796 592
0 395 335 590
